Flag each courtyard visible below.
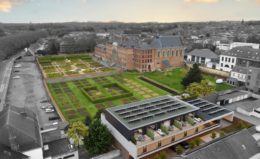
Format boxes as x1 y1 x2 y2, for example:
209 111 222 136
38 54 114 78
48 72 168 122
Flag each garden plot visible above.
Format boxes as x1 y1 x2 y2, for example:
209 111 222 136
48 73 168 122
38 54 113 78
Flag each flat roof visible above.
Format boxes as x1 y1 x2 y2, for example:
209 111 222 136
187 98 233 120
106 95 199 131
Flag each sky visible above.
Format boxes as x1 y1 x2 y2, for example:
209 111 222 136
0 0 260 23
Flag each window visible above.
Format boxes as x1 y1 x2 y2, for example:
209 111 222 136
232 58 235 63
248 75 251 80
222 57 224 61
228 58 231 62
221 63 223 67
157 51 160 57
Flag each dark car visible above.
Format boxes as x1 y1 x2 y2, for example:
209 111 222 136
180 141 189 149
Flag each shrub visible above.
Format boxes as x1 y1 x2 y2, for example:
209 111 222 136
194 138 201 146
186 116 196 126
176 145 184 155
189 140 196 149
160 125 169 135
219 131 225 137
174 120 182 130
146 129 154 140
211 132 217 139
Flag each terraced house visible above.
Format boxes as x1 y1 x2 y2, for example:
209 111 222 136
95 35 184 72
101 95 234 159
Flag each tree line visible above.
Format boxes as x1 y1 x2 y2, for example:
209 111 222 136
0 30 48 60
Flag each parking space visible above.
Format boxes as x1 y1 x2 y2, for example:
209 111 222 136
6 55 61 129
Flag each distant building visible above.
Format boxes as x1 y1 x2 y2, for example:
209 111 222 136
216 41 259 51
220 47 260 93
186 49 219 69
42 126 78 159
181 129 260 159
95 35 185 72
101 95 233 159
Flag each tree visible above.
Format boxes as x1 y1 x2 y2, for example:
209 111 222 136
154 151 167 159
181 64 202 87
185 80 215 97
84 119 112 155
67 121 88 148
85 115 92 126
176 145 184 155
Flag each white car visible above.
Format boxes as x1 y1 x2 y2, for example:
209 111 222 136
45 108 54 113
157 129 165 136
41 104 53 109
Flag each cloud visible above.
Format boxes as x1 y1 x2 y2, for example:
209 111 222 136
185 0 219 3
0 0 27 12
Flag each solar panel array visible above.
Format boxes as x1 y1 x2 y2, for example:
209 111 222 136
187 99 230 118
115 97 188 125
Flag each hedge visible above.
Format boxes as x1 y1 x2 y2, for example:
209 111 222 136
174 120 182 130
81 83 133 103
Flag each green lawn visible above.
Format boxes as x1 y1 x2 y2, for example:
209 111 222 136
144 68 234 93
48 73 168 122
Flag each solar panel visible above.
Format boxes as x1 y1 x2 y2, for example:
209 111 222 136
208 108 225 115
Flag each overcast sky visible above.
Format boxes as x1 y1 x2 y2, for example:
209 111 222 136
0 0 260 23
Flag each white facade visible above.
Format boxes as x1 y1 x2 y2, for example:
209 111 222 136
23 148 43 159
216 42 260 51
230 71 247 82
186 55 218 69
218 55 236 72
230 42 259 50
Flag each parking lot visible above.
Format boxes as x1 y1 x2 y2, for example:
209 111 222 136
6 55 61 129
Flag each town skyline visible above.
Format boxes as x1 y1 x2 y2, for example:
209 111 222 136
0 0 260 23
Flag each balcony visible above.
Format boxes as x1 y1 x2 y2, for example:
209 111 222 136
133 115 219 147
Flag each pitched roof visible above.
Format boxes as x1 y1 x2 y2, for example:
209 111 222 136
43 138 76 158
188 49 218 59
0 145 29 159
221 46 260 61
0 106 42 152
184 129 260 159
150 35 183 49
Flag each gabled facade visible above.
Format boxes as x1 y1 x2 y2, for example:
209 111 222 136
95 35 184 72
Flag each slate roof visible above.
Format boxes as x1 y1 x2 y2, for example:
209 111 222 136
43 138 76 158
0 145 29 159
231 66 248 74
150 35 183 49
184 129 260 159
188 49 219 59
222 46 260 61
0 106 42 152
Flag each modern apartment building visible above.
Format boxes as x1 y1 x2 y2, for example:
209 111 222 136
95 35 184 72
101 95 234 159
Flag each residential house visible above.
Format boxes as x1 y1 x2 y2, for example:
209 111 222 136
186 49 219 69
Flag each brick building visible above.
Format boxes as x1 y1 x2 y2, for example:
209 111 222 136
95 35 184 72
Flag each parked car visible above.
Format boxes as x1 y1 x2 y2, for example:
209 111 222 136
40 100 49 103
45 108 54 113
49 116 60 121
41 104 53 109
180 141 189 149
